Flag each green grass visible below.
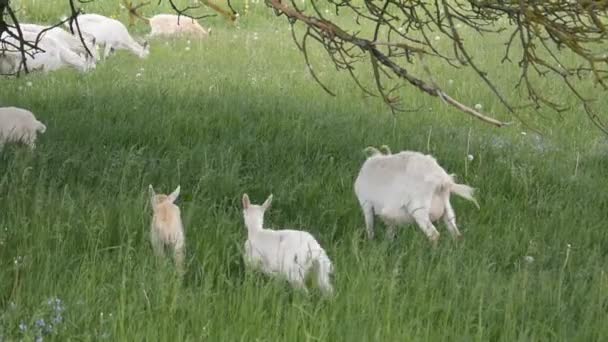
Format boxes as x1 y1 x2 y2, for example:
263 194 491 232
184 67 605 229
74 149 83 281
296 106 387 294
2 1 608 341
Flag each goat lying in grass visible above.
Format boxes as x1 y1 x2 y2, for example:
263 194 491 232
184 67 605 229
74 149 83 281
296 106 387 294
241 194 334 295
149 185 185 274
0 29 92 73
20 23 100 67
0 106 47 150
354 145 479 244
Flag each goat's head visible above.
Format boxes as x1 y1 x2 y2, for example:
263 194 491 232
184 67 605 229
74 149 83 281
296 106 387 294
149 184 180 210
241 193 272 231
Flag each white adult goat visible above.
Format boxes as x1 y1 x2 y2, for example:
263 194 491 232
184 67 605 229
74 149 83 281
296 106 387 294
0 106 46 150
0 29 92 73
68 14 149 59
354 146 479 244
149 185 185 275
241 194 334 295
20 23 100 65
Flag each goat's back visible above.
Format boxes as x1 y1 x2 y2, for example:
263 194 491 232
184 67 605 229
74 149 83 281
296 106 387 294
354 150 452 208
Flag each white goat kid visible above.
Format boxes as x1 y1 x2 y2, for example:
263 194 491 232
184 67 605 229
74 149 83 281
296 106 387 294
241 194 334 295
354 147 479 244
0 106 46 150
71 14 149 59
149 185 185 274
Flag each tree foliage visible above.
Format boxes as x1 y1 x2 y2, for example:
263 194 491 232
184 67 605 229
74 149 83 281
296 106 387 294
2 0 608 132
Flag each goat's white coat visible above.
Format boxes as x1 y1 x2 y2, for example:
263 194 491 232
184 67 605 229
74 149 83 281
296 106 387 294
0 29 91 73
148 14 210 39
70 14 149 59
149 185 185 274
0 106 46 149
242 194 334 294
354 148 479 243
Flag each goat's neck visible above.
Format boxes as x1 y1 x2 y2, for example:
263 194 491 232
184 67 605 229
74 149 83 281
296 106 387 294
245 219 264 239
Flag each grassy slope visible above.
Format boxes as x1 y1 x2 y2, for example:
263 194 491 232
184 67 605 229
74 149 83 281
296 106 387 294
1 1 608 341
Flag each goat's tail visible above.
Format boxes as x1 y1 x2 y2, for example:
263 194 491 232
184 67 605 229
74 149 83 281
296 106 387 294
314 251 334 296
450 183 480 209
36 121 46 134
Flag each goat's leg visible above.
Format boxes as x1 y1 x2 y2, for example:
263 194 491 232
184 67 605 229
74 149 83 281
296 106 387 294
410 206 440 245
173 240 186 276
442 199 462 240
103 43 113 59
287 268 308 294
386 224 398 240
150 231 165 258
361 202 375 240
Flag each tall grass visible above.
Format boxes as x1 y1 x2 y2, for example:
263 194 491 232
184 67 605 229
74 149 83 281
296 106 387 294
1 1 608 341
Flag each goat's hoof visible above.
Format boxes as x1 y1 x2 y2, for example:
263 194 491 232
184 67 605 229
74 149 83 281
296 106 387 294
429 234 440 247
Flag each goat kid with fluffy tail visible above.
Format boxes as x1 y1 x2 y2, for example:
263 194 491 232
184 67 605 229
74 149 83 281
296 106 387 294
149 185 185 275
354 146 479 244
0 107 46 150
241 194 334 295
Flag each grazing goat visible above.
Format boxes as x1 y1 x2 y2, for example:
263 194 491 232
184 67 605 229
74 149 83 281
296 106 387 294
241 194 334 295
0 29 92 73
354 146 479 244
68 14 149 59
149 185 185 275
130 13 211 39
0 106 46 150
20 23 100 65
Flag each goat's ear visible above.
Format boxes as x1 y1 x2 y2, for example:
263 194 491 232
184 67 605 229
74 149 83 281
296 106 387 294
262 194 273 210
242 193 250 209
168 185 180 203
143 40 149 50
148 184 156 198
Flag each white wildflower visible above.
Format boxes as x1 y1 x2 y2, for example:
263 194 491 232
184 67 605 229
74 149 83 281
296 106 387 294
185 46 191 51
524 255 535 263
135 73 142 77
434 35 440 41
26 81 33 87
474 103 482 110
521 131 527 136
467 154 474 161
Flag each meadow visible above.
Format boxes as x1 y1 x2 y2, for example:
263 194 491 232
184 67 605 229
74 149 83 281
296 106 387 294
1 1 608 341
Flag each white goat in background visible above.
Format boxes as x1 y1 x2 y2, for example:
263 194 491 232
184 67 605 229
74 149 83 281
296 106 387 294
354 146 479 244
149 185 185 274
67 13 149 59
0 29 92 73
0 106 46 150
20 23 100 65
241 194 334 295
